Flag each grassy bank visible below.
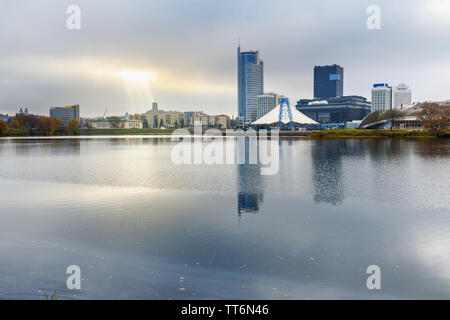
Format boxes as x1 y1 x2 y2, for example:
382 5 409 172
0 128 175 137
78 128 175 135
308 129 443 139
3 128 449 139
3 130 30 137
1 130 81 137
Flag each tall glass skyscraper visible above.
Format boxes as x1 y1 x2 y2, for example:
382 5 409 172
314 64 344 99
237 46 264 125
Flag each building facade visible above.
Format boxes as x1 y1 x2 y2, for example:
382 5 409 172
256 93 286 119
88 119 143 129
49 105 80 125
237 46 264 125
371 83 393 112
314 65 344 99
0 114 10 123
183 111 205 127
142 107 231 129
393 83 412 109
215 115 231 129
142 111 184 129
188 113 231 128
296 96 371 124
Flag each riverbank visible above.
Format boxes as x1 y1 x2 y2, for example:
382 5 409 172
1 128 449 139
79 128 175 135
0 128 176 137
308 129 448 139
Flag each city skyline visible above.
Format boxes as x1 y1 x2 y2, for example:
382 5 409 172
1 0 450 118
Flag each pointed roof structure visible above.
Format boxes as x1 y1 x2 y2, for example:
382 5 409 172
252 99 318 126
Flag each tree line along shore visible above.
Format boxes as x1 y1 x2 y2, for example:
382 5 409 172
1 126 448 139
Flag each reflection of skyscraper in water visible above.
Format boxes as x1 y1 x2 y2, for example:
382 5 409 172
237 165 264 216
311 140 344 205
311 140 367 204
236 137 264 217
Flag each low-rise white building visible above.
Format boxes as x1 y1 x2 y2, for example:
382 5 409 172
88 119 143 129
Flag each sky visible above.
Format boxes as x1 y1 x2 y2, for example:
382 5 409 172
0 0 449 117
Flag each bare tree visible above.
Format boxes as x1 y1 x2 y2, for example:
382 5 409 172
109 117 123 130
417 103 450 136
385 109 404 130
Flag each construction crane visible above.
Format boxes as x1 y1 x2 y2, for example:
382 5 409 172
102 109 108 119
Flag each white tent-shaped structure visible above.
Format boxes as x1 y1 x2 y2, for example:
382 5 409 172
252 98 318 126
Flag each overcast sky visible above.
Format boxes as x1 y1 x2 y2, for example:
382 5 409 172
0 0 449 117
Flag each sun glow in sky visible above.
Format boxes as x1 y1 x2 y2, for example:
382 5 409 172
119 69 157 83
119 69 156 114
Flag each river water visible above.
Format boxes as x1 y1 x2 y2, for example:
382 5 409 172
0 136 449 299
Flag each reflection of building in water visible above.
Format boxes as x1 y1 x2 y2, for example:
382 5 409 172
238 192 261 214
236 137 264 217
237 164 264 216
311 140 367 205
311 140 344 205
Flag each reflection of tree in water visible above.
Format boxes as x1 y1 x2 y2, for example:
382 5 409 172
54 139 81 154
311 139 366 205
11 138 81 156
366 139 411 161
414 139 450 159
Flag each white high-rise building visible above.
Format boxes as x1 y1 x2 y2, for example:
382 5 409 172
393 83 412 109
371 83 392 112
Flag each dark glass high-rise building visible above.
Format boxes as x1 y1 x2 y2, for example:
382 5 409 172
237 46 264 125
295 95 371 124
314 64 344 99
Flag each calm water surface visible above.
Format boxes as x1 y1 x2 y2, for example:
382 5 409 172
0 136 449 299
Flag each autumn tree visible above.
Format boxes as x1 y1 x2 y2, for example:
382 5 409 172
0 120 9 135
14 113 28 130
53 118 65 135
10 118 20 130
36 116 57 136
68 119 80 135
26 115 40 134
109 117 123 130
417 103 450 135
14 114 40 134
